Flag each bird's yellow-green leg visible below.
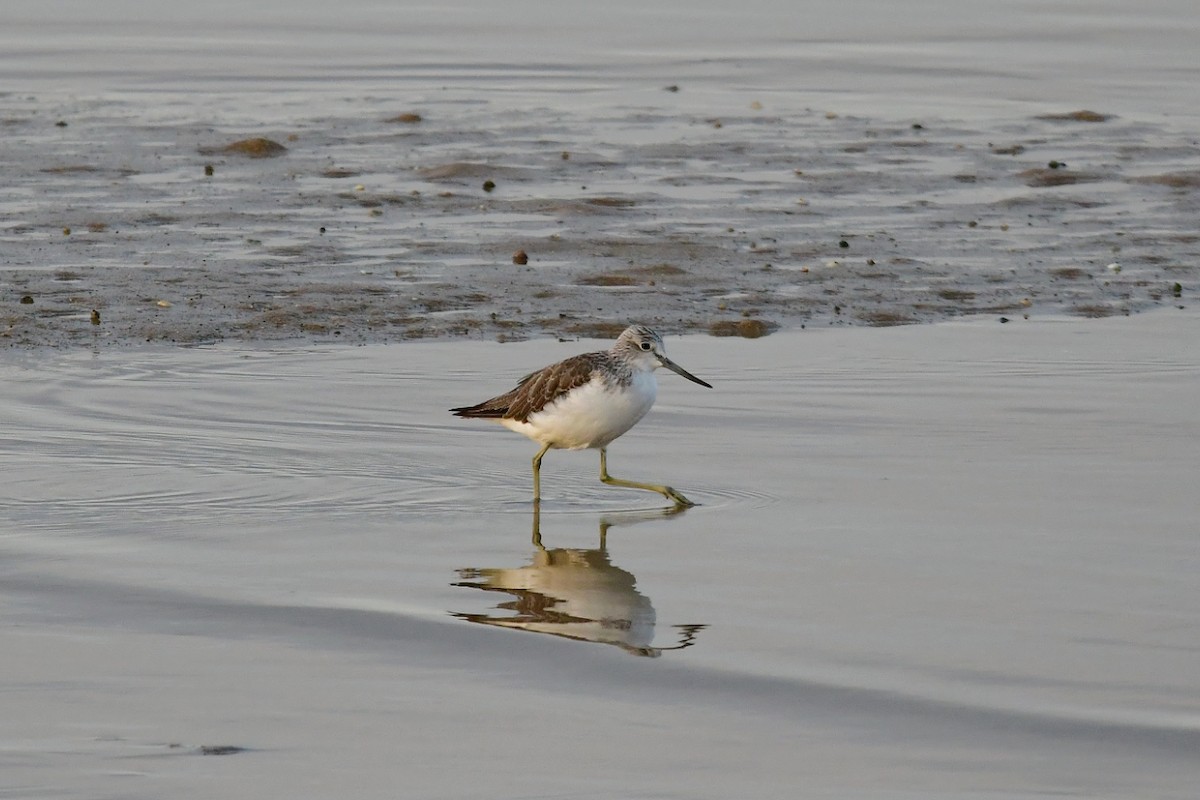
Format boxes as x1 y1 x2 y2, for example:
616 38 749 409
599 448 696 507
531 503 543 547
531 441 553 504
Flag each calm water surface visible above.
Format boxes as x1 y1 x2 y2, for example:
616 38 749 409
3 314 1199 798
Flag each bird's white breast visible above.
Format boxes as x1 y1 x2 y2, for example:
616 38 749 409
502 371 657 450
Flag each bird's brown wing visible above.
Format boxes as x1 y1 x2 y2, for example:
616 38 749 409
451 353 601 422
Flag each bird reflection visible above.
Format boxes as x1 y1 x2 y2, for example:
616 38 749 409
452 506 706 657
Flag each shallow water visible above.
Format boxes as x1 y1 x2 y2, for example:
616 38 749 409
4 311 1199 798
2 0 1199 345
4 2 1200 796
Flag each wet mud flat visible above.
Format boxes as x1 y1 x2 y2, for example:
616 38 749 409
3 94 1198 348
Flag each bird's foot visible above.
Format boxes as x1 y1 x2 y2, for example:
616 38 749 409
662 486 697 508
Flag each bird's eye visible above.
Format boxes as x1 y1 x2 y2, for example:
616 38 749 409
640 341 652 351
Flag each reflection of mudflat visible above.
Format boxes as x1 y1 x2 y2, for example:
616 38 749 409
452 509 706 657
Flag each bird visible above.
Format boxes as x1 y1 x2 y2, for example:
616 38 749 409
451 324 712 506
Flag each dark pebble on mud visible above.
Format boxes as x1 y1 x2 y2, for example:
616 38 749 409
512 249 528 265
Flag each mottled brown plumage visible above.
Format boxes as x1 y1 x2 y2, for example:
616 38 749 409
451 351 628 423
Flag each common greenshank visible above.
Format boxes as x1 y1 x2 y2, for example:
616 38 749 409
451 325 712 506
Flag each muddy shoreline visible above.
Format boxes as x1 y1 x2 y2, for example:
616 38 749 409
4 103 1198 348
3 15 1198 350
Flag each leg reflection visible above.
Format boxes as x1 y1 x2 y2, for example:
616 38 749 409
456 505 705 657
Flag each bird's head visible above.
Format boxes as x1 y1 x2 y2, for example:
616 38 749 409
617 325 712 388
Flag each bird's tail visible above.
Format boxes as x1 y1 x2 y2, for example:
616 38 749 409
450 402 509 418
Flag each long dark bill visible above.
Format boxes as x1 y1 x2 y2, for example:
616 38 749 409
659 355 713 388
